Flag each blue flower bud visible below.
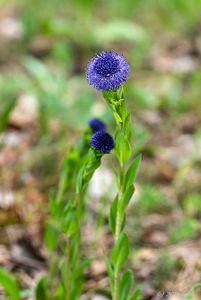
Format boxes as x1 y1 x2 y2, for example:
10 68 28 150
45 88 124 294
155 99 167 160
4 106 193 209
90 131 114 154
89 118 106 132
86 51 130 91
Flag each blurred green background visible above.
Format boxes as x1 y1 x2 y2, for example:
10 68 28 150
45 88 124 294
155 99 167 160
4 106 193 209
0 0 201 298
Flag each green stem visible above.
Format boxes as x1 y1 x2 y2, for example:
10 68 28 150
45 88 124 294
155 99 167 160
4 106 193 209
113 168 125 300
113 208 121 300
114 209 121 243
49 253 60 297
65 191 84 300
114 166 124 242
65 240 71 300
113 197 122 299
103 88 131 300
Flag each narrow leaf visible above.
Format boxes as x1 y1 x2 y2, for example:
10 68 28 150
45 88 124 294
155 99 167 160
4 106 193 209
121 213 126 232
124 114 132 142
119 185 135 215
128 288 141 300
44 223 59 251
35 276 49 300
104 255 114 289
125 154 141 189
115 131 132 166
0 267 20 300
111 233 130 274
119 99 128 122
185 283 201 300
117 86 124 99
0 96 16 132
119 270 133 300
113 111 123 123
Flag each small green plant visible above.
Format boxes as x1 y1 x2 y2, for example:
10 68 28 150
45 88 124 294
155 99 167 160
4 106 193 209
182 193 201 218
134 185 173 216
169 218 201 243
154 254 178 288
42 119 114 299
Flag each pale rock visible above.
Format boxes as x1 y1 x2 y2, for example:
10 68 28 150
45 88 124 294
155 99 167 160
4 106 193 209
0 17 23 40
0 189 15 209
10 94 38 127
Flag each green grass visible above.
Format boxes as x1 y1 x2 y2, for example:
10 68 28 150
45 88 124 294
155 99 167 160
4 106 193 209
169 219 201 243
134 185 174 216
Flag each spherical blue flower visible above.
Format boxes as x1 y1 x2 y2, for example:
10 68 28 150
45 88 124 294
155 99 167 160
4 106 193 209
90 131 114 154
86 51 130 91
89 118 106 132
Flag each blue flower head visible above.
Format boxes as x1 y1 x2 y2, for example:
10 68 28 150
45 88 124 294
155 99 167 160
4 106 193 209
89 118 106 132
91 131 114 154
86 51 130 91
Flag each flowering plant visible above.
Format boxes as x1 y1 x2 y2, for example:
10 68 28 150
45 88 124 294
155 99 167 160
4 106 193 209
87 51 141 300
42 51 141 300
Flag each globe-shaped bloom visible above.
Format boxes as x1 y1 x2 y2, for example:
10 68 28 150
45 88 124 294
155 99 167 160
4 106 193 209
86 51 130 91
89 118 106 132
90 131 114 154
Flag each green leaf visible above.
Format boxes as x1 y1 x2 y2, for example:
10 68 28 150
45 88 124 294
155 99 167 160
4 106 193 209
102 90 114 102
109 98 118 107
121 213 126 232
111 233 130 274
62 206 79 236
76 166 85 193
125 154 141 189
44 223 60 251
115 131 132 166
0 95 16 132
0 267 20 300
124 114 132 142
119 185 135 215
119 270 133 300
118 99 128 122
128 288 141 300
185 283 201 300
104 255 114 289
117 87 124 99
35 276 49 300
109 196 118 234
113 111 123 123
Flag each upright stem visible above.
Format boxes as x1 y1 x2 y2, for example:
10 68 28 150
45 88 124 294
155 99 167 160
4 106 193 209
113 154 125 300
114 166 124 242
64 185 86 300
113 207 121 300
103 88 132 300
